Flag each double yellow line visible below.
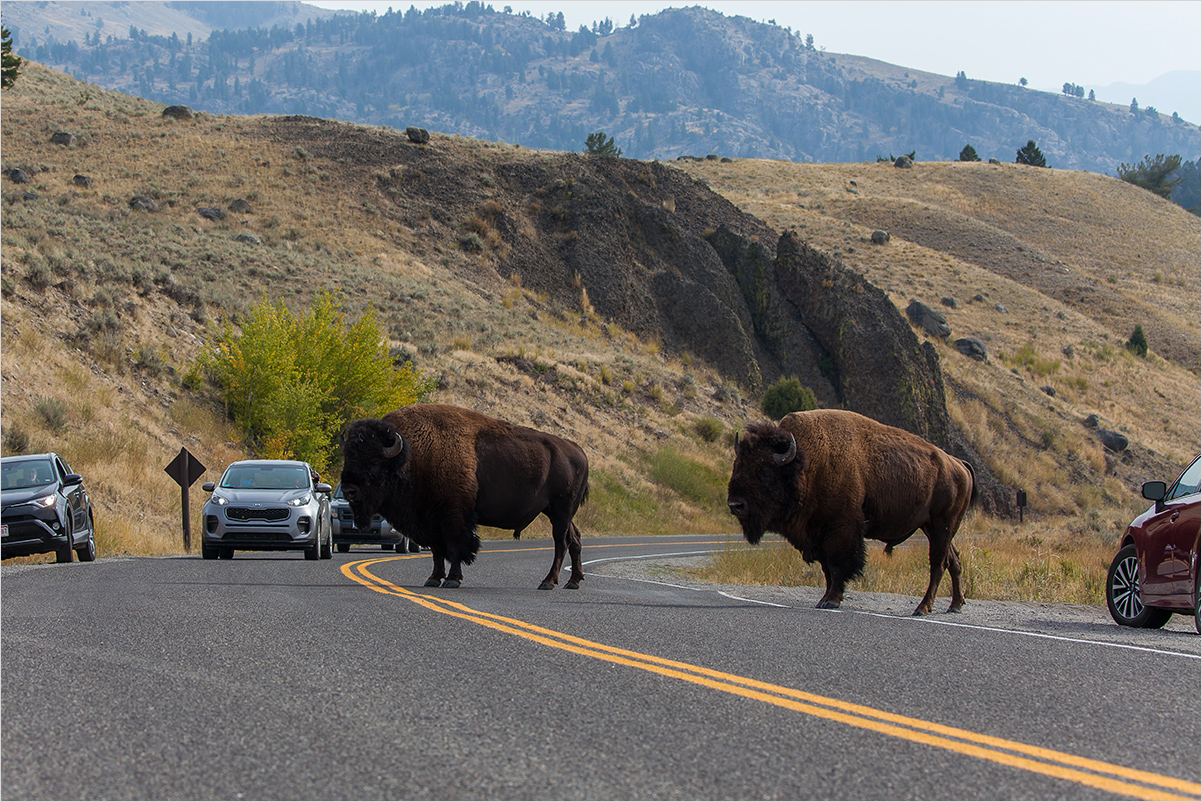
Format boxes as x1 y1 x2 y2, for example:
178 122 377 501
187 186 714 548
343 556 1200 801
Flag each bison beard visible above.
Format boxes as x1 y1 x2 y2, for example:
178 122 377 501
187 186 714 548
727 410 976 616
340 404 589 590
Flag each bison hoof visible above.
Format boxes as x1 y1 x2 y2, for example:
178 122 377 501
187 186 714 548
816 600 841 610
947 605 963 614
564 580 580 590
537 582 555 590
424 578 442 588
441 579 461 589
912 608 931 617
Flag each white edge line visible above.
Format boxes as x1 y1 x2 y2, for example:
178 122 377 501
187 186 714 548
584 549 1201 661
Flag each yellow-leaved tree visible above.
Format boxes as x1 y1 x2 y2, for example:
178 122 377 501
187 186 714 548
201 291 434 473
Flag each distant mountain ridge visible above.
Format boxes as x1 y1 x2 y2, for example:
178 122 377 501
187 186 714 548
5 2 1199 174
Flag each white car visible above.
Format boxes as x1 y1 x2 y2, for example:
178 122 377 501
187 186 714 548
201 460 332 560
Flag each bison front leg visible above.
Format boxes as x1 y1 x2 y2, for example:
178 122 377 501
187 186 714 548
814 528 866 610
425 546 447 588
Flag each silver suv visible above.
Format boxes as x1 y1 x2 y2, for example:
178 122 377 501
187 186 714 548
201 460 332 560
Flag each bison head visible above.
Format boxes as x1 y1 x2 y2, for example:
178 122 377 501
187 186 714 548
339 418 408 531
726 422 806 544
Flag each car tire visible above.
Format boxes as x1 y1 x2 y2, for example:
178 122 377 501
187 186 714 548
320 525 333 560
76 513 97 562
201 541 219 560
1194 568 1200 636
55 518 73 563
219 547 234 560
305 535 320 560
337 543 350 553
408 540 421 553
1106 543 1172 629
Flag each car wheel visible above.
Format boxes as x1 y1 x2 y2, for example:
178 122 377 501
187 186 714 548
76 514 97 562
219 547 234 560
55 518 74 563
305 535 320 560
320 526 333 560
408 539 421 553
1106 543 1172 629
337 543 350 553
1194 568 1200 636
201 541 219 560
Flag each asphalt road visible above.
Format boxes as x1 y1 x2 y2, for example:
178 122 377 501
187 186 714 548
2 534 1199 800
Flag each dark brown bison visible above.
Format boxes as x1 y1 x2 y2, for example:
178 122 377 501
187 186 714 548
340 404 589 590
726 409 976 616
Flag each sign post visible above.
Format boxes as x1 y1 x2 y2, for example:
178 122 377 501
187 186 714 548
164 447 206 553
1016 489 1028 523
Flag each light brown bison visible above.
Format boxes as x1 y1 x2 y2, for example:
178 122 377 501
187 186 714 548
340 404 589 590
726 409 976 615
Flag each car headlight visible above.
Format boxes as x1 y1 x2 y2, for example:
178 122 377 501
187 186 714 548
31 494 56 508
287 494 311 507
210 494 230 506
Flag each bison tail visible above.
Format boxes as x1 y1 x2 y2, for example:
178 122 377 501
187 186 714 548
962 459 979 508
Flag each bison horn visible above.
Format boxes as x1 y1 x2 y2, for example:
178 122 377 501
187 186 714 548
381 431 404 459
773 433 797 465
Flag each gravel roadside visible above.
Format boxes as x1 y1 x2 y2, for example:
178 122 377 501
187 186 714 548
590 554 1201 654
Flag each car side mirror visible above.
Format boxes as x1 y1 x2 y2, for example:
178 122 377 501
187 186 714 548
63 474 84 487
1141 481 1167 502
316 483 332 495
202 482 215 492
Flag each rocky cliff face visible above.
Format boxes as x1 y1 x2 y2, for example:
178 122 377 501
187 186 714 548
261 116 1009 511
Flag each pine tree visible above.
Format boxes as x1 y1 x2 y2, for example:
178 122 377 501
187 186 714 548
1118 154 1184 200
959 144 981 162
584 131 622 157
1 27 22 90
1015 140 1047 167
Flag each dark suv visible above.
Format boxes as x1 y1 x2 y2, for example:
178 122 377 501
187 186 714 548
1 452 97 563
330 482 416 553
1106 454 1200 633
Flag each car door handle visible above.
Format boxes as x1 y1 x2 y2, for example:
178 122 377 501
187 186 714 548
1169 511 1180 522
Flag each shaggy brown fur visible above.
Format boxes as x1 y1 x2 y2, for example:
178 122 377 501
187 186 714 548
727 409 976 615
341 404 589 589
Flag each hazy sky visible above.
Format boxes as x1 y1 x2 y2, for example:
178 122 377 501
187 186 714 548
310 0 1202 92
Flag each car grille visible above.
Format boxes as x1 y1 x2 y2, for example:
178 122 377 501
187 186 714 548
227 507 289 522
237 531 293 541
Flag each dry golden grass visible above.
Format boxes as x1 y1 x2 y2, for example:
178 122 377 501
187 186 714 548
1 64 748 565
681 157 1200 506
698 508 1133 607
3 66 1197 609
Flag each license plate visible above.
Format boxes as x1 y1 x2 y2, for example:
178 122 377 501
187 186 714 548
1 524 7 538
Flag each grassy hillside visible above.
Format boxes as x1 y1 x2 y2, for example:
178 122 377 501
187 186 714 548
678 157 1200 513
2 65 1199 608
0 64 753 559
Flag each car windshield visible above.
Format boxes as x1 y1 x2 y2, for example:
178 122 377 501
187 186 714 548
1167 456 1201 501
332 484 346 500
1 460 56 491
220 465 310 490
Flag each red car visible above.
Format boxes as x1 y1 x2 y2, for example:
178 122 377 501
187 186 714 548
1106 454 1200 633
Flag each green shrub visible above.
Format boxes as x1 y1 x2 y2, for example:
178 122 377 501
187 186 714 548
34 396 69 432
200 291 436 472
1126 325 1148 357
760 377 818 421
694 417 724 443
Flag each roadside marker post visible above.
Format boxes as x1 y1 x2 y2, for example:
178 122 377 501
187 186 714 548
164 447 206 553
